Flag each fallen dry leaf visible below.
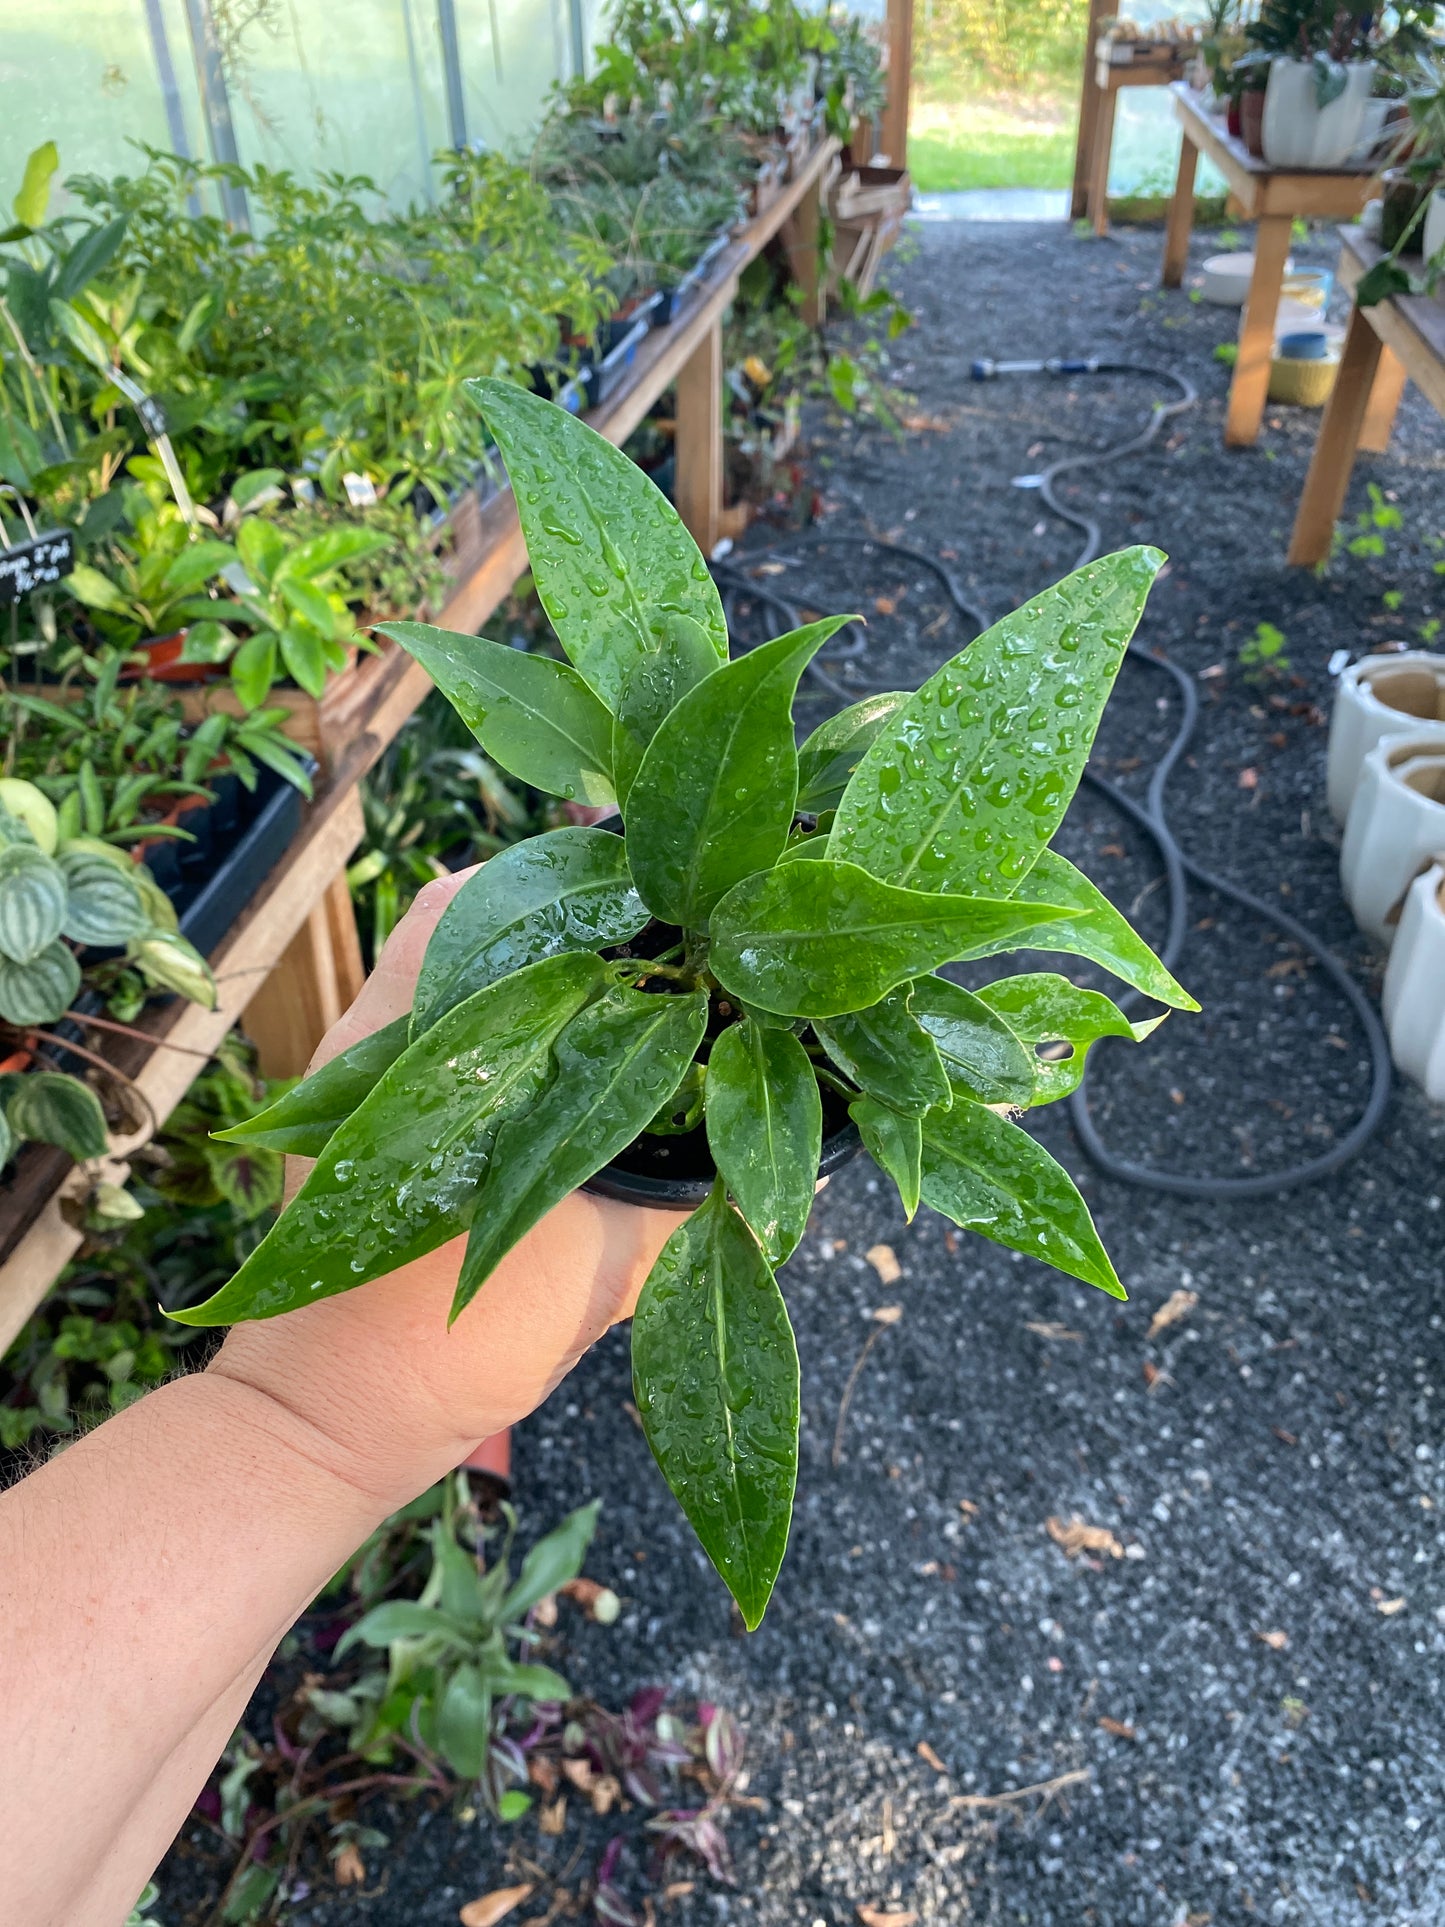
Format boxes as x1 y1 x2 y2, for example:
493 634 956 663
916 1740 948 1775
1255 1629 1289 1650
590 1773 621 1815
1026 1320 1083 1342
334 1842 366 1887
1377 1596 1407 1616
872 1302 903 1325
530 1592 558 1629
958 1498 979 1518
1046 1515 1124 1559
459 1886 535 1927
662 1883 695 1903
539 1795 567 1835
561 1576 621 1622
561 1757 596 1793
1147 1289 1198 1339
528 1753 560 1794
857 1910 918 1927
866 1244 902 1285
1098 1716 1137 1740
874 596 897 615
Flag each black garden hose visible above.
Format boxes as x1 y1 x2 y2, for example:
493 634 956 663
709 361 1393 1198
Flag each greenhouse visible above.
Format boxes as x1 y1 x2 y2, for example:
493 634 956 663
1 1 1443 1923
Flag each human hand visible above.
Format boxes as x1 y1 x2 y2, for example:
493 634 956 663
210 871 690 1507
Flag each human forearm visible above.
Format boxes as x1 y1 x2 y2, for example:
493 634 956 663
0 1367 430 1927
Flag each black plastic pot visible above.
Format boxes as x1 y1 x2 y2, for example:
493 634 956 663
654 230 733 324
583 1115 861 1212
175 762 308 958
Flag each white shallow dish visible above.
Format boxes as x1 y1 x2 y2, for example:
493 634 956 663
1198 251 1293 306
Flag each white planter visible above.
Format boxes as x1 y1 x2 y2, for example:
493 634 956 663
1424 187 1445 267
1326 651 1445 824
1261 58 1374 169
1340 737 1445 942
1382 861 1445 1100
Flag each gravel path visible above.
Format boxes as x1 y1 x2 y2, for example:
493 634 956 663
173 217 1445 1927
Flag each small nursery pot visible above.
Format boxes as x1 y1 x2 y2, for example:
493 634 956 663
124 630 216 685
1261 58 1374 170
1240 82 1268 158
584 1116 861 1212
1326 651 1445 824
1340 737 1445 942
1382 862 1445 1101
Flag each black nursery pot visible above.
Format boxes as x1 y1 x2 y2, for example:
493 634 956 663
583 1114 861 1212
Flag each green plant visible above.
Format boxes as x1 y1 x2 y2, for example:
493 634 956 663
175 381 1193 1629
1239 619 1292 682
1244 0 1374 104
349 691 554 963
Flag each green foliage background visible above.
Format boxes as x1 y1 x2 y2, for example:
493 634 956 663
914 0 1090 95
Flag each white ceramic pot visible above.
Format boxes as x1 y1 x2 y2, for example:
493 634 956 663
1424 187 1445 267
1340 737 1445 942
1326 651 1445 824
1261 58 1375 169
1382 861 1445 1100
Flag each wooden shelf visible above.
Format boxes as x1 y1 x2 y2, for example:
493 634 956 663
0 136 844 1353
1287 227 1445 566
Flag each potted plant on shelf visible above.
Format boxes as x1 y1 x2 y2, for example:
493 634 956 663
1248 0 1379 169
1360 54 1445 303
176 380 1194 1630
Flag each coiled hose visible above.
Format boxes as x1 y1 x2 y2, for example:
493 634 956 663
710 361 1392 1197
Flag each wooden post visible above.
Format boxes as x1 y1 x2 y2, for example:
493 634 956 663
675 315 723 559
1287 302 1384 566
1226 210 1292 447
243 867 366 1078
1359 343 1408 454
1088 81 1118 236
1162 132 1200 286
780 173 826 328
1070 0 1113 220
880 0 913 169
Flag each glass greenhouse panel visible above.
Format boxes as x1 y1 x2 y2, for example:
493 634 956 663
455 0 573 152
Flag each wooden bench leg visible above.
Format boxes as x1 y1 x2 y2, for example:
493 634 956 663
675 315 723 559
1359 343 1408 454
1162 133 1199 287
1287 302 1384 567
243 868 366 1078
780 174 826 328
1226 211 1291 448
1089 85 1118 237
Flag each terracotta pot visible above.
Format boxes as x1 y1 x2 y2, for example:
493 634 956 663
1240 84 1268 158
125 630 217 685
462 1428 511 1484
1226 94 1242 140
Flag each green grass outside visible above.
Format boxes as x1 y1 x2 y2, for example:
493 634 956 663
908 94 1075 194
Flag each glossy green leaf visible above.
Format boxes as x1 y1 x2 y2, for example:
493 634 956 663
796 691 908 813
919 1098 1124 1297
452 981 709 1320
7 1072 107 1161
709 858 1080 1019
611 615 719 811
975 971 1164 1102
964 850 1198 1011
907 973 1037 1107
211 1015 411 1156
814 985 949 1118
161 539 237 595
647 1059 705 1133
336 1601 468 1656
172 953 607 1327
830 547 1164 894
436 1663 492 1780
850 1096 922 1220
632 1180 798 1630
705 1021 821 1264
501 1500 599 1622
467 377 727 706
379 622 615 806
625 618 852 928
411 829 647 1037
